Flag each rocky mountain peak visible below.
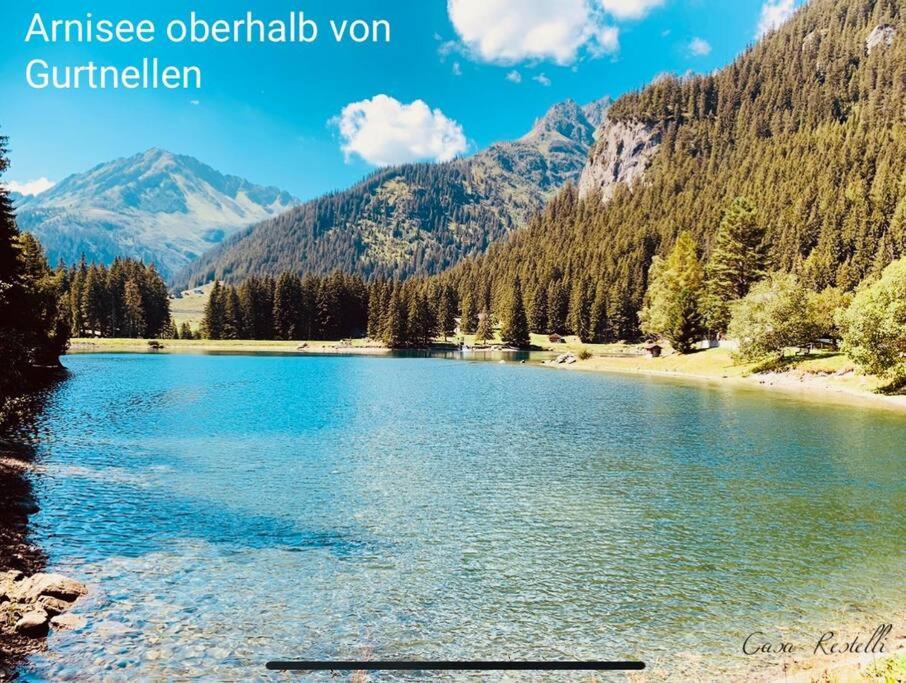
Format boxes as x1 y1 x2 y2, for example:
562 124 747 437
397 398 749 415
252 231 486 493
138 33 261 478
521 99 596 147
15 150 298 276
175 98 603 287
582 97 614 129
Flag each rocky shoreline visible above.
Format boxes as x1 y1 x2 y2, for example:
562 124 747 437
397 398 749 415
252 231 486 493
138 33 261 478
0 444 88 677
1 570 88 635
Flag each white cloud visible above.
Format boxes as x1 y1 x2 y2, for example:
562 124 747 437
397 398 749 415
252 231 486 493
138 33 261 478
600 0 665 21
438 39 460 59
190 99 200 105
757 0 797 38
452 61 463 76
533 73 552 86
335 95 468 167
446 0 619 65
590 25 620 56
5 177 54 196
506 70 523 83
688 37 711 56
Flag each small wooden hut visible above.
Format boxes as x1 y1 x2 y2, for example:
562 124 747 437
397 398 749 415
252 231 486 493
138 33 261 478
644 344 663 358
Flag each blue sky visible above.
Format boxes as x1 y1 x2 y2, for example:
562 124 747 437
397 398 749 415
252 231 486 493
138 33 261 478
0 0 800 199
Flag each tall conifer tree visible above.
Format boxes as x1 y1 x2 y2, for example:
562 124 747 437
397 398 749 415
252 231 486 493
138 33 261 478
704 198 766 334
501 276 530 348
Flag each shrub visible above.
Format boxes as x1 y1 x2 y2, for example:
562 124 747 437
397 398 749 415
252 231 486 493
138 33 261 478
728 273 821 361
839 258 906 381
639 232 704 354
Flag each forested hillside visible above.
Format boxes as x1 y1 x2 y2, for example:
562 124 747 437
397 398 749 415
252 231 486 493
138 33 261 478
437 0 906 341
175 99 607 288
60 259 172 339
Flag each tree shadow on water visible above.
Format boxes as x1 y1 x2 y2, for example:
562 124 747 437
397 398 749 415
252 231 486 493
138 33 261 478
41 473 382 565
0 374 67 676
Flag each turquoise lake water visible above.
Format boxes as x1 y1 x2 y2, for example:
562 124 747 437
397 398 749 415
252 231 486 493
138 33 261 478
17 353 906 680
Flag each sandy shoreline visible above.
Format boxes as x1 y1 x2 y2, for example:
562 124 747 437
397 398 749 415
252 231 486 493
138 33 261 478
765 624 906 683
547 354 906 415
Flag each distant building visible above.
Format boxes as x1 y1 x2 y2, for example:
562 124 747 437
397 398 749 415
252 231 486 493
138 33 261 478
644 344 663 358
549 334 566 344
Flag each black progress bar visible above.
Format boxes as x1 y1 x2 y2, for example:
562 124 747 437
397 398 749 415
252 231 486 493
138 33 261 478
266 660 645 672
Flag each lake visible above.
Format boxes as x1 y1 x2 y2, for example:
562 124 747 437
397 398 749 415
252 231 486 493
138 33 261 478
16 353 906 680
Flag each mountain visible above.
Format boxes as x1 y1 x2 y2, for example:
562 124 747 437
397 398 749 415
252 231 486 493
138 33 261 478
175 98 608 288
581 97 614 130
14 149 298 277
434 0 906 340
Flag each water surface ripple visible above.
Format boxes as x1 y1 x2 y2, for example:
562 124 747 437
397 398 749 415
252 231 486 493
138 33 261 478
18 354 906 680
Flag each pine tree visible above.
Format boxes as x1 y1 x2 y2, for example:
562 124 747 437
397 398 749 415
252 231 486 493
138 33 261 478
702 198 767 334
316 273 342 340
459 288 477 334
589 281 609 343
383 286 407 347
501 276 530 348
639 231 705 353
528 284 548 333
0 133 69 417
16 233 68 365
273 273 301 340
122 279 146 338
437 285 456 339
475 310 494 344
406 292 435 347
142 264 171 337
222 287 242 339
81 265 108 337
203 281 225 340
159 317 177 340
106 260 126 336
547 280 567 334
237 279 259 339
68 259 87 336
568 277 591 341
367 281 386 339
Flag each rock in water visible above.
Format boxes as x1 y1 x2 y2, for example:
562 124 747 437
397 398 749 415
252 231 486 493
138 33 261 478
866 24 896 54
13 573 88 603
0 570 23 600
15 610 49 637
37 595 72 616
50 613 88 631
